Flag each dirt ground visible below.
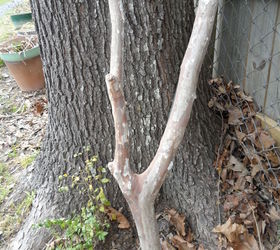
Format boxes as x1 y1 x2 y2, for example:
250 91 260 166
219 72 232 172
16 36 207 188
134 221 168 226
0 67 47 165
0 66 47 248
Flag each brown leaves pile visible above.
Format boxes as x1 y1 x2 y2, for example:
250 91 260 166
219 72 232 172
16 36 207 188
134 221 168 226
208 78 280 249
161 209 203 250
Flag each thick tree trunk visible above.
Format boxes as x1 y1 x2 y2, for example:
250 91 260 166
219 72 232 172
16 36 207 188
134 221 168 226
10 1 220 249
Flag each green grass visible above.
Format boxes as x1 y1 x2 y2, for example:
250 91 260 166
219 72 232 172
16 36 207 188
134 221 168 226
0 191 35 240
20 151 38 168
14 191 35 217
8 144 18 159
0 0 11 6
0 98 27 115
0 162 14 204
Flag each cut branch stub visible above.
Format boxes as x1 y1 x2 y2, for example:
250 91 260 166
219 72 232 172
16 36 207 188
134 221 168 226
105 73 132 195
106 0 133 197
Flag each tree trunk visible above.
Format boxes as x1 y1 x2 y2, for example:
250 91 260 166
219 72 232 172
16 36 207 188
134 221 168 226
10 1 220 249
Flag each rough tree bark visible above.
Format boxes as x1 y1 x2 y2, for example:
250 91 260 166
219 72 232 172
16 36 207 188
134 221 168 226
10 1 220 249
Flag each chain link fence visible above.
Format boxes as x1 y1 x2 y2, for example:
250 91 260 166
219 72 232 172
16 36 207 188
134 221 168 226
196 0 280 243
199 0 280 190
213 0 280 121
195 0 280 122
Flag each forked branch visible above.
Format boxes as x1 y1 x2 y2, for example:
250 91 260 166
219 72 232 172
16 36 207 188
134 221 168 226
106 0 218 249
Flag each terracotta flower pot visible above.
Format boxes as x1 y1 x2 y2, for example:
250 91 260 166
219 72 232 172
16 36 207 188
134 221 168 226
0 40 45 91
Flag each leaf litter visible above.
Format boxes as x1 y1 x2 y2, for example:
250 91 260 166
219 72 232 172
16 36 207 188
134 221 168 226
209 77 280 249
158 208 205 250
0 64 47 247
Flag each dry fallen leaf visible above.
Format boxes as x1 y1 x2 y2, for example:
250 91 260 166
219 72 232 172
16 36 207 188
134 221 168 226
167 209 186 237
267 206 280 222
186 227 194 242
218 85 227 94
171 235 195 250
105 207 130 229
226 155 248 176
228 107 243 125
266 151 280 167
197 245 205 250
208 97 216 108
231 233 259 250
251 164 262 177
213 218 246 243
237 91 254 103
255 131 276 149
161 240 176 250
235 129 246 143
33 101 45 116
224 194 241 212
233 175 246 191
209 78 279 249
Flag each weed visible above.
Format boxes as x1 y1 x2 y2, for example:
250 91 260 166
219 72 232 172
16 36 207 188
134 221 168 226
9 105 18 113
38 153 111 249
1 101 28 115
0 191 35 240
20 151 38 168
14 191 35 218
0 162 14 204
8 145 18 159
0 58 4 67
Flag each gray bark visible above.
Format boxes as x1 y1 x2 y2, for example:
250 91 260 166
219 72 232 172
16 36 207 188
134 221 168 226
10 0 220 249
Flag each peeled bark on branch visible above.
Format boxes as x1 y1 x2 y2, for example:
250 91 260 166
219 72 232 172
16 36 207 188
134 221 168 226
106 0 218 249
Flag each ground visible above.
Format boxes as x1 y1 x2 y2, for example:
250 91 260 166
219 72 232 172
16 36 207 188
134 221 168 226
0 66 47 248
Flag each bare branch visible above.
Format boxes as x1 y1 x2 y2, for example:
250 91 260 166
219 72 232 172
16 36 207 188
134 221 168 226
140 0 218 198
106 1 218 249
106 0 133 195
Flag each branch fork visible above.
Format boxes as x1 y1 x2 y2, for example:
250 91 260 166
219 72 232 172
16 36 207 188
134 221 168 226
105 0 218 249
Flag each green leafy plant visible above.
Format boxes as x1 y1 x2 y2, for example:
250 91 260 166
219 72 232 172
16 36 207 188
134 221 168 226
0 58 4 67
38 151 111 250
8 144 18 159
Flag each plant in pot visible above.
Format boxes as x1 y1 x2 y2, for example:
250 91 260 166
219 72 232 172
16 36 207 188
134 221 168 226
0 34 45 91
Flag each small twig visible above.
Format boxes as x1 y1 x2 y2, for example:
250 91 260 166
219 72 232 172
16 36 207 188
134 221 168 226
215 110 225 225
0 113 24 119
249 204 263 250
